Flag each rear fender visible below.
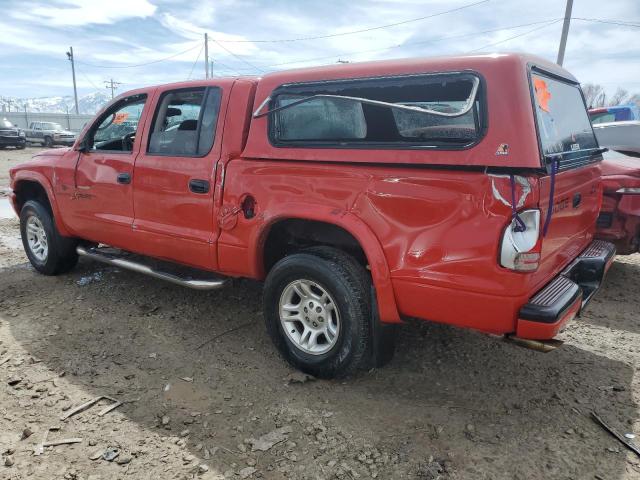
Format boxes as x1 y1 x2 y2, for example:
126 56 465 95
252 203 401 324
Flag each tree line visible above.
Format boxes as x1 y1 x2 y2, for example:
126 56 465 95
582 84 640 109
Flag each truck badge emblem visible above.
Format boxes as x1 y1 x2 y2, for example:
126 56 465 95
496 143 509 156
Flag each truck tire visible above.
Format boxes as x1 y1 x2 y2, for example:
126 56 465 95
303 246 398 369
263 249 371 378
44 136 53 148
20 200 78 275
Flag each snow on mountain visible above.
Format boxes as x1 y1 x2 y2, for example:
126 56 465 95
0 91 111 115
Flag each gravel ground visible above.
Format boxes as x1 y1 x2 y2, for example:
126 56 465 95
1 147 639 479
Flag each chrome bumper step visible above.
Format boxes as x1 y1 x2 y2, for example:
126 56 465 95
76 246 227 290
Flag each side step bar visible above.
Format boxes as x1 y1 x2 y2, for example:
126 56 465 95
76 246 227 290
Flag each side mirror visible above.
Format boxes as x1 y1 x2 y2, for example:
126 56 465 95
76 138 89 153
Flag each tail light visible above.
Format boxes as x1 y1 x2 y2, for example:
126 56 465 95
500 209 542 272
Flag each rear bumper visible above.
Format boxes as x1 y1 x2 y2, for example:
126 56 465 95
516 240 616 339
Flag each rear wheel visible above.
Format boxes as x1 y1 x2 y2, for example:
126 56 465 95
263 249 371 378
20 200 78 275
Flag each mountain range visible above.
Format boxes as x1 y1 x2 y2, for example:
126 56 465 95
0 92 111 115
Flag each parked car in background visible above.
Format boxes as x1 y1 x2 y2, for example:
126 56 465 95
589 104 640 125
25 121 76 147
9 54 614 377
0 118 26 149
591 120 640 157
593 121 640 254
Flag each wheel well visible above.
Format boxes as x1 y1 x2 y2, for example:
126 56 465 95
14 181 52 214
263 219 368 274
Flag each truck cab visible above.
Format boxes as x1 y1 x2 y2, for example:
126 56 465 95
9 54 614 378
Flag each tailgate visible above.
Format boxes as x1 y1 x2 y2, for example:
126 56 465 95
538 163 601 272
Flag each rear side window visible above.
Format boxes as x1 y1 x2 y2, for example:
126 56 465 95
148 87 221 157
531 72 599 169
268 73 484 149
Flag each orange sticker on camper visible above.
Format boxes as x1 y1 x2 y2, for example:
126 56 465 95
113 112 129 125
533 77 551 112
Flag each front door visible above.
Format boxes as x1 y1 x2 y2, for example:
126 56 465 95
132 85 223 270
62 92 151 247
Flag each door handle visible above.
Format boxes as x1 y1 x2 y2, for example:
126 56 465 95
117 172 131 185
189 179 210 194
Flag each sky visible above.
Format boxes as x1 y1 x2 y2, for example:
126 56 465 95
0 0 639 99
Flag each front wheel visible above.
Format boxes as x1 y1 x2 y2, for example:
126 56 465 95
263 249 371 378
43 136 53 148
20 200 78 275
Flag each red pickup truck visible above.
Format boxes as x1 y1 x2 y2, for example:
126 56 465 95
592 122 640 254
9 54 615 377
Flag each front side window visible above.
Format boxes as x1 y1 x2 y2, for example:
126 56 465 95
88 94 147 152
268 73 483 148
148 87 221 156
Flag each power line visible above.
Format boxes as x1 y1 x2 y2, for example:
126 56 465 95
467 19 562 53
572 17 640 28
75 65 104 92
261 19 563 69
208 0 489 43
104 78 123 98
208 38 265 73
188 42 204 80
75 43 201 69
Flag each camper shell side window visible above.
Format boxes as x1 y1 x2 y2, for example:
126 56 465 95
267 71 486 150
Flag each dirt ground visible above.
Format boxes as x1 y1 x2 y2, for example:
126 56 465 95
1 146 639 480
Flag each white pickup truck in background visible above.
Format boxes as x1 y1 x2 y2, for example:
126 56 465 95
25 121 76 147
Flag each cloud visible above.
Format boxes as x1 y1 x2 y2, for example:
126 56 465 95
0 0 639 99
11 0 156 27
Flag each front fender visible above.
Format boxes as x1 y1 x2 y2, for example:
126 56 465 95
11 170 72 237
250 203 401 324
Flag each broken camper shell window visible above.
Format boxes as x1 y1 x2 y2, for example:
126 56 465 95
263 72 485 149
530 71 601 171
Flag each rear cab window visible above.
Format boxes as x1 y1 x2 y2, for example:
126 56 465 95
530 71 600 170
267 72 485 149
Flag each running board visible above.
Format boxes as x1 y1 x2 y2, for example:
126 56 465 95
76 246 227 290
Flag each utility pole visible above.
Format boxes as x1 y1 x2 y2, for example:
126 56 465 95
210 60 214 78
104 79 122 99
557 0 573 66
66 47 79 114
204 33 209 79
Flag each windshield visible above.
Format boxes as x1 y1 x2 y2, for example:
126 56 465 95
531 72 599 169
43 123 64 130
1 119 14 128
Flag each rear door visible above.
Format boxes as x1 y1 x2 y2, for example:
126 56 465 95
131 84 224 270
531 71 603 271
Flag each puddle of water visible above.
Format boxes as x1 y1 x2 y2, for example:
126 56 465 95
0 198 16 219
